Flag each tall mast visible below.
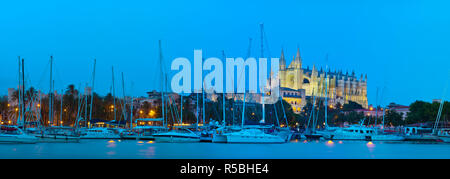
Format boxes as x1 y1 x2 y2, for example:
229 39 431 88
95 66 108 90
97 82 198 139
324 54 329 129
21 58 26 128
222 50 226 126
84 83 88 127
112 66 116 124
202 64 205 125
52 80 55 125
121 72 128 126
49 56 53 126
17 57 22 126
159 40 165 128
60 89 63 126
130 82 134 129
374 87 379 127
88 59 96 128
260 23 265 124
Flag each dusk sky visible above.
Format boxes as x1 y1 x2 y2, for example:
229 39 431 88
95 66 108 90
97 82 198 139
1 0 449 106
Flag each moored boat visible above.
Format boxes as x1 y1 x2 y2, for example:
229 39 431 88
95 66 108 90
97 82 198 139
38 126 80 143
153 128 200 143
80 127 122 139
323 125 404 141
0 126 38 144
224 128 285 144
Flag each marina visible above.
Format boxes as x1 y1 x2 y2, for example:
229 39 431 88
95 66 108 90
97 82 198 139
0 139 449 159
1 1 449 161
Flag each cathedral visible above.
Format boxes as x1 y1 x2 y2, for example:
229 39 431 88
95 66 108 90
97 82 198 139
279 48 368 113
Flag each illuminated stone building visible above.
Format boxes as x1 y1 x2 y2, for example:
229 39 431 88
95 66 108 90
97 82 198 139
279 48 368 113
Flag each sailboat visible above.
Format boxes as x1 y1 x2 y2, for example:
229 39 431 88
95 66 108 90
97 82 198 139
224 24 285 144
151 40 200 143
38 56 80 143
80 66 123 139
152 94 200 142
0 57 38 144
0 126 37 144
323 118 405 141
303 88 323 139
432 84 449 143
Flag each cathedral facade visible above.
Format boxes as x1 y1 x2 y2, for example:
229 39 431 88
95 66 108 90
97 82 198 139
279 48 369 113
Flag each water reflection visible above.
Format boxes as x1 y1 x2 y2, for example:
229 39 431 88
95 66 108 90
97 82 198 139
1 139 450 159
139 147 155 158
325 140 335 147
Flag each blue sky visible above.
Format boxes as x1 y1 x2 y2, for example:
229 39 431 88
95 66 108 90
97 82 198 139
0 0 449 106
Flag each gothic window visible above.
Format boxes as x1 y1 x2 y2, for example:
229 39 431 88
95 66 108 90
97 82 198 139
303 78 310 84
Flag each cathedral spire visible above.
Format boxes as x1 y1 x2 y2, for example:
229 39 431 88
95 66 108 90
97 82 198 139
295 47 302 68
280 48 286 70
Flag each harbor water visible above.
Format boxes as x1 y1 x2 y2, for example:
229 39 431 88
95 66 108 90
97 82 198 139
1 139 449 159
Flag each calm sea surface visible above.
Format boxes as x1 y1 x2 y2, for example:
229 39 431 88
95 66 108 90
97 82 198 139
1 139 449 159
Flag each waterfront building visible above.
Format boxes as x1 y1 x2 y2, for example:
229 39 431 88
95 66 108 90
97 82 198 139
280 87 305 113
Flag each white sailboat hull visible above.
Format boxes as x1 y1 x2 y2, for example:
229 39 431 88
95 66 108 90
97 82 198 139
226 135 285 143
225 129 285 144
153 135 200 143
38 135 80 143
153 130 201 143
80 134 121 139
325 133 404 141
0 135 38 144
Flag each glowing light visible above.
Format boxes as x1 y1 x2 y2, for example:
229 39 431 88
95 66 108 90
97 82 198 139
7 104 10 107
138 141 144 144
140 110 143 114
338 141 343 144
37 104 40 107
366 141 375 148
326 140 335 147
149 110 155 116
147 141 154 144
108 140 115 143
